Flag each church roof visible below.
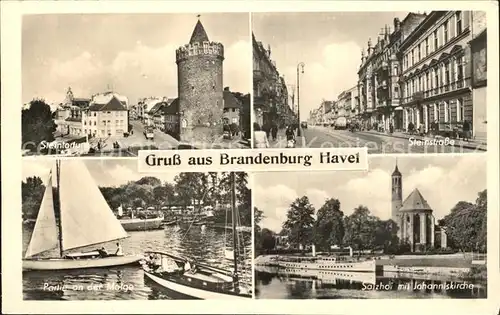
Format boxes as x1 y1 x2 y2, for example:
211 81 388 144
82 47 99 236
399 188 432 212
392 164 402 176
189 19 209 44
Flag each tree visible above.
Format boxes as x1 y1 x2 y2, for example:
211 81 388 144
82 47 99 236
282 196 315 248
136 176 162 187
374 219 400 253
174 173 209 206
21 176 45 219
443 190 487 252
21 99 57 150
314 198 345 251
152 182 176 206
343 206 379 252
260 228 276 251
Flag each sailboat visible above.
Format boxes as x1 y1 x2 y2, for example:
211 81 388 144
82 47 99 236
23 160 143 271
142 172 251 299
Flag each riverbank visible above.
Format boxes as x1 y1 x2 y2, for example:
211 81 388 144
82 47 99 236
376 254 487 279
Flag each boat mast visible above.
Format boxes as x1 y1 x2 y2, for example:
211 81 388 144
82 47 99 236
230 172 239 285
56 160 64 258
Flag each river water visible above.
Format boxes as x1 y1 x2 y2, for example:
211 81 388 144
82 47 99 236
23 225 252 300
255 266 487 299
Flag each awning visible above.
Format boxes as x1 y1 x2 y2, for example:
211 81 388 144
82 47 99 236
394 106 403 111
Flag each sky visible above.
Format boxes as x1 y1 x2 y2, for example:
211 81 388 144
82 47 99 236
254 155 487 233
252 12 409 121
22 13 251 105
23 159 177 187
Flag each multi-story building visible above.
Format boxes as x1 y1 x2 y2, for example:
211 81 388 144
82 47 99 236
399 11 474 135
357 13 426 131
469 11 487 141
163 98 180 140
83 95 129 138
222 87 242 125
253 33 291 129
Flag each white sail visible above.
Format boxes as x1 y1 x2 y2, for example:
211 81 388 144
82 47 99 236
58 160 128 251
25 172 58 258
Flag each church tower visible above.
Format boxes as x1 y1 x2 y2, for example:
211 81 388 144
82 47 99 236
391 161 403 222
176 16 224 143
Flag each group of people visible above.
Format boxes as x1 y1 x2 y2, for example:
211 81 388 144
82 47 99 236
253 122 296 148
97 242 124 258
406 119 472 141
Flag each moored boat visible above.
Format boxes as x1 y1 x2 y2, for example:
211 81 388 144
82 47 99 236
142 172 252 299
276 255 376 272
22 160 143 271
120 217 163 231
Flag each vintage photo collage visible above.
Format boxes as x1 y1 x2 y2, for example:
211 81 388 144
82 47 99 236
14 8 492 305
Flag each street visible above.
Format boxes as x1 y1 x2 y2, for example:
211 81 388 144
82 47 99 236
298 126 485 154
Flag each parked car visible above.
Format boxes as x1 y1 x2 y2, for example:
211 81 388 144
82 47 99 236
300 121 308 129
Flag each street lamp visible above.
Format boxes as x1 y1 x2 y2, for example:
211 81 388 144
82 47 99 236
296 62 305 137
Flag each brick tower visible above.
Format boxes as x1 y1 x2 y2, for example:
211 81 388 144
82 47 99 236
391 161 403 237
176 16 225 143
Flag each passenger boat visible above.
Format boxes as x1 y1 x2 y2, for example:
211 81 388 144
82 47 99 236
255 265 376 285
255 246 376 273
276 255 376 272
142 172 251 299
23 160 143 271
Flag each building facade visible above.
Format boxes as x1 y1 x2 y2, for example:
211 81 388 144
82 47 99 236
469 11 487 142
83 95 129 138
176 18 224 142
399 11 474 135
357 13 426 131
392 163 447 252
253 33 296 129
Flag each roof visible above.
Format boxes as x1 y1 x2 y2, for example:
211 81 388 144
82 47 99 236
144 98 162 111
163 98 179 115
88 96 127 111
149 102 164 115
189 19 209 44
399 188 433 212
392 164 402 176
223 90 242 109
92 92 128 106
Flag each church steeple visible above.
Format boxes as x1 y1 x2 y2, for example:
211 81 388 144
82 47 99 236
189 15 209 44
391 160 403 222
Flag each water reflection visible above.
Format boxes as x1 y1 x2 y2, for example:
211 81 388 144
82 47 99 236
255 266 487 299
23 226 252 300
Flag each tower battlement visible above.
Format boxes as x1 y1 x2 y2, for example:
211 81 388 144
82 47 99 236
175 42 224 63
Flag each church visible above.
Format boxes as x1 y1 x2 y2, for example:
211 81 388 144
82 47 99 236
391 163 448 252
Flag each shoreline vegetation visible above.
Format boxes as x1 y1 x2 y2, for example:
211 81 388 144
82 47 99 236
22 172 252 227
254 190 487 281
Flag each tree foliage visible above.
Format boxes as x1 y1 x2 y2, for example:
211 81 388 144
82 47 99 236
282 196 315 248
21 172 252 226
21 99 57 149
443 190 487 252
314 198 345 251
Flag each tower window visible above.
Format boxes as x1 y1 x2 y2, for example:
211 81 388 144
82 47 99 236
192 86 195 90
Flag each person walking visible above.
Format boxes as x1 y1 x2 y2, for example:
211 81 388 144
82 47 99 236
462 119 471 142
271 123 278 141
253 123 270 148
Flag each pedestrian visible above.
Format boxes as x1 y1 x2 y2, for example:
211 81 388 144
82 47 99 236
462 119 471 142
253 123 270 148
271 123 278 141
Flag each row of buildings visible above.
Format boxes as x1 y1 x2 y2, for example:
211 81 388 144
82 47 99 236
253 33 297 129
309 85 359 126
54 87 130 138
310 11 487 141
133 86 248 140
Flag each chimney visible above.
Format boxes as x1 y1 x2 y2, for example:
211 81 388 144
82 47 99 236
224 87 230 91
367 38 373 55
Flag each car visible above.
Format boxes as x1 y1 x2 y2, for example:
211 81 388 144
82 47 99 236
300 121 308 129
144 127 155 140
